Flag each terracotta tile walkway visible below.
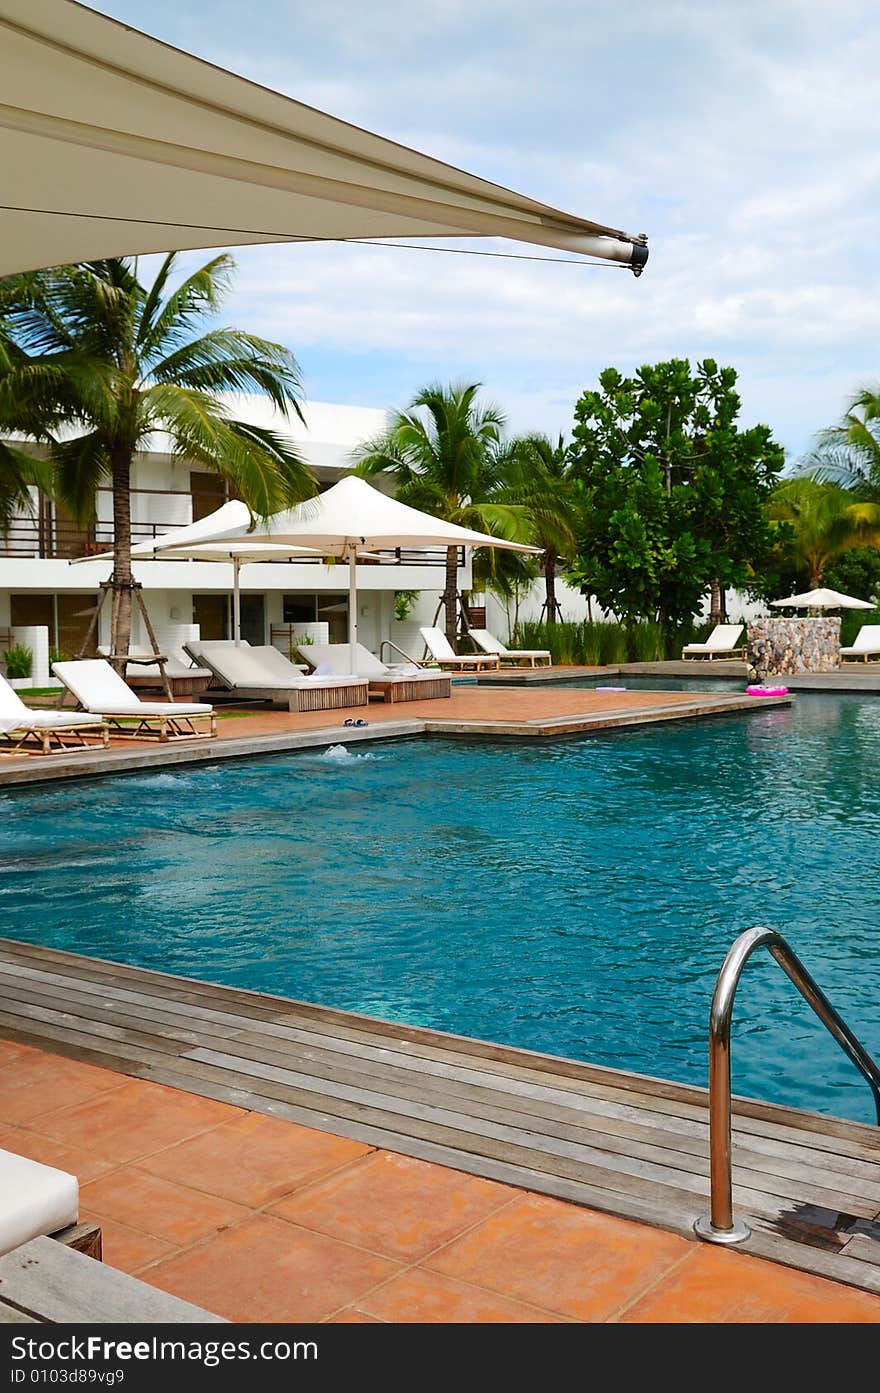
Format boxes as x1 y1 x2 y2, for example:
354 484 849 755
1 1039 879 1322
210 686 705 740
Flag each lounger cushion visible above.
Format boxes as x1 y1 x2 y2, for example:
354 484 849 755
0 1149 78 1257
683 624 744 654
97 646 212 680
470 630 550 660
304 643 389 677
12 712 103 730
101 701 213 717
53 660 213 716
191 642 363 690
840 625 880 656
0 672 104 735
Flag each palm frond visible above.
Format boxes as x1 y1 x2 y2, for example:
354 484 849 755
51 432 110 522
137 254 235 361
149 329 305 419
0 440 53 532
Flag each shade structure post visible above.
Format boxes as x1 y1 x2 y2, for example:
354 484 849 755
348 547 358 675
232 554 242 645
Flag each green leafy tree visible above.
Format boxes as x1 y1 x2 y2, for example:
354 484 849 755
0 254 315 661
823 547 880 604
566 359 784 631
503 433 578 625
354 382 533 645
767 477 880 588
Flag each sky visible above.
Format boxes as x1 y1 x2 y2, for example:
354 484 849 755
94 0 879 459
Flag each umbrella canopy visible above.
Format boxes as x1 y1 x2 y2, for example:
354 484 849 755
72 499 323 644
0 0 648 276
770 587 874 611
193 475 540 669
201 476 540 554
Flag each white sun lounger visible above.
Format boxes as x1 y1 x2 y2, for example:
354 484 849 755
469 628 551 668
681 624 746 661
840 625 880 663
419 627 501 671
0 1149 79 1258
0 672 108 755
97 644 213 694
53 660 217 741
185 640 369 712
301 642 452 703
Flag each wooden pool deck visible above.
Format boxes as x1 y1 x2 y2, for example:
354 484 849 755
1 939 878 1299
0 685 790 787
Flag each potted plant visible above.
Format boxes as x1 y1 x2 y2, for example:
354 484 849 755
4 643 33 689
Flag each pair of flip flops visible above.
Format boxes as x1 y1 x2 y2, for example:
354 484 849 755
343 718 369 727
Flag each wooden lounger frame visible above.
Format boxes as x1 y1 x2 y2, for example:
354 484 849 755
183 645 369 712
52 1221 102 1261
0 722 109 757
420 654 500 672
681 645 747 661
291 680 369 712
494 653 552 668
369 674 452 703
102 711 218 742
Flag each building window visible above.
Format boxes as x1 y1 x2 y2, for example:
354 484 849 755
9 593 98 657
192 594 229 641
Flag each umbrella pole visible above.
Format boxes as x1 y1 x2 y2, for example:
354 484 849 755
233 555 242 645
348 547 358 675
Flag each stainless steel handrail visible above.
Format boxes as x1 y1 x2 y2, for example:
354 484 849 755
379 638 428 666
694 926 880 1246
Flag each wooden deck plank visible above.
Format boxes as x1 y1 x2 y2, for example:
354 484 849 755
3 937 877 1156
4 967 879 1209
1 939 880 1293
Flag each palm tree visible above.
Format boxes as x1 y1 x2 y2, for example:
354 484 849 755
471 544 539 639
767 476 880 587
806 389 880 500
354 382 533 646
0 254 315 660
0 333 57 533
503 433 578 625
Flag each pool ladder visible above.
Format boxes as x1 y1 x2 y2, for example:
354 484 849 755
695 926 880 1246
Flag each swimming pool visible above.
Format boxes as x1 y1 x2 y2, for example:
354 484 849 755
3 692 880 1122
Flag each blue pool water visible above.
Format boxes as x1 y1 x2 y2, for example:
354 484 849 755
3 692 880 1122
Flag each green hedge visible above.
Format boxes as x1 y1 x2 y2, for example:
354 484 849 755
512 619 715 666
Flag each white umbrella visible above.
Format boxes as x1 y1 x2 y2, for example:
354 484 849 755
770 587 874 612
189 475 539 671
72 501 323 644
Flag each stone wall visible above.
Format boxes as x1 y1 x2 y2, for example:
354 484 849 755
747 617 840 677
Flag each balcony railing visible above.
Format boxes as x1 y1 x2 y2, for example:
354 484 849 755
0 488 458 568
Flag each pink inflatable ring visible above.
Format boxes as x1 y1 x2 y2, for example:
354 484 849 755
746 684 789 696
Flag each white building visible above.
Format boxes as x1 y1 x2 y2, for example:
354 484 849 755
0 396 476 678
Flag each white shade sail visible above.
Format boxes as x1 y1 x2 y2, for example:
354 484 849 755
770 587 874 611
0 0 648 276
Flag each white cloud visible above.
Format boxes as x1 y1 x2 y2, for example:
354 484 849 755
96 0 880 458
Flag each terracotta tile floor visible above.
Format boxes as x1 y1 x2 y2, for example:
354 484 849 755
2 1038 879 1323
209 685 705 740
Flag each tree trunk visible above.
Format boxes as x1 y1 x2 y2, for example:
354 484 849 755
544 552 558 626
709 577 727 625
111 447 133 670
443 545 459 648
